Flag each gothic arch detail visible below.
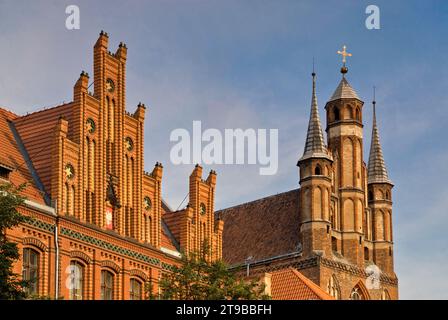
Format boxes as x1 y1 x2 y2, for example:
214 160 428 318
100 260 121 273
326 275 341 300
343 198 355 231
342 137 354 186
129 269 149 281
350 281 370 300
22 237 48 252
69 250 93 264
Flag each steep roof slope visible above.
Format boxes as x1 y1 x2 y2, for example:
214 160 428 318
270 268 334 300
217 189 301 265
0 107 47 204
12 103 74 195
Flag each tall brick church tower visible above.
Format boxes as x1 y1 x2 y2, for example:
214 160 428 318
296 49 396 299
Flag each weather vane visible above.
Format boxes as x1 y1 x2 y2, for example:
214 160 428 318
337 45 352 75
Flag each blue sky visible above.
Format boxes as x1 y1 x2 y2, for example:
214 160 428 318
0 0 447 299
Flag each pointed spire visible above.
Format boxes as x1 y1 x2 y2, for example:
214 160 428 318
368 89 392 185
298 71 332 164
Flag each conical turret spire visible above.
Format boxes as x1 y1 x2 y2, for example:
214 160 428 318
298 72 332 164
368 95 392 184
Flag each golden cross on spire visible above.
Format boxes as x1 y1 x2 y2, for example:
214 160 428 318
337 45 352 65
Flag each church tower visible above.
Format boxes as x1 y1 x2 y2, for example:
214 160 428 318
324 48 367 266
298 71 333 258
367 98 394 275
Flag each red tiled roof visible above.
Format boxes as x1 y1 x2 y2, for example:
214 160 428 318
270 268 334 300
161 226 178 252
0 107 46 204
217 189 301 265
162 209 184 245
12 103 73 194
160 202 181 252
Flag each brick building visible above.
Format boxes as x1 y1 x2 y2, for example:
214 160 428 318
1 33 397 300
0 32 223 300
218 63 398 300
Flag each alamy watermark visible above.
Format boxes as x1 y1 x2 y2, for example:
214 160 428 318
365 5 380 30
65 5 80 30
365 264 381 290
170 121 278 175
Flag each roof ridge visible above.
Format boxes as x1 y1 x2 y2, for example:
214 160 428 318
13 102 73 122
289 268 334 300
0 107 19 119
215 188 299 213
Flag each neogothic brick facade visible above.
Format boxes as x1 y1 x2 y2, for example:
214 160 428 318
1 32 223 299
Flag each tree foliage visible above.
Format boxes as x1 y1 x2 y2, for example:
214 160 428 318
0 183 32 299
152 244 269 300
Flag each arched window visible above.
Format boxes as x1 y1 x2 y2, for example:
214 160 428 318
326 275 340 300
346 105 354 119
90 140 95 191
356 108 360 121
23 248 40 295
129 157 134 203
108 97 114 141
385 191 390 200
145 215 151 243
101 270 114 300
202 222 206 243
124 155 128 206
350 283 368 300
330 208 335 228
364 247 370 261
69 261 84 300
334 107 340 121
331 236 338 252
368 191 373 201
314 165 322 175
130 278 143 300
70 186 75 216
65 183 69 215
381 289 391 300
350 288 362 300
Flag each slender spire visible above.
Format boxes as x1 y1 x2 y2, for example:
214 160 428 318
368 88 392 184
298 71 332 164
